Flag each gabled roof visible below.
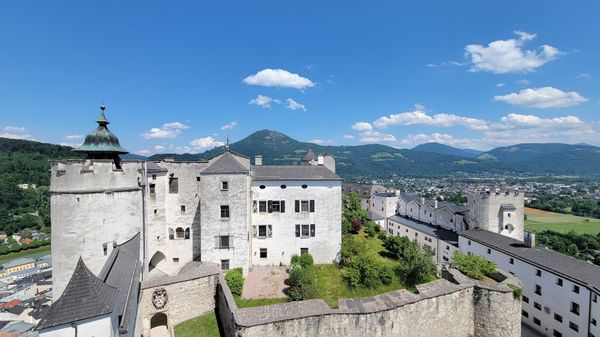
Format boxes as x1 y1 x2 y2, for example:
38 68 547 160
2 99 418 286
36 258 118 330
399 192 420 202
252 165 341 181
202 151 248 174
302 149 316 162
342 183 387 198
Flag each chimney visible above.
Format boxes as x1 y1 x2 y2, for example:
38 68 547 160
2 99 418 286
395 189 400 196
420 197 425 205
434 199 438 208
255 155 263 166
524 231 536 248
317 155 324 165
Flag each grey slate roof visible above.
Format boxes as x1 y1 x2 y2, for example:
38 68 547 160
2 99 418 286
460 228 600 291
399 192 420 202
439 202 469 214
342 183 387 197
147 161 167 172
98 233 141 336
202 151 248 174
387 215 459 245
501 203 516 211
374 192 398 198
2 257 35 269
302 149 316 162
36 258 118 330
252 165 341 181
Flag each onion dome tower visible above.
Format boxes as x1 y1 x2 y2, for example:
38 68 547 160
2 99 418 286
74 105 128 167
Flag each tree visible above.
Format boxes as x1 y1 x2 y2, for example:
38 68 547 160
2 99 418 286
397 243 436 287
383 235 412 260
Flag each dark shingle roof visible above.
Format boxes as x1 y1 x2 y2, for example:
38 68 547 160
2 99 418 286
399 192 420 202
36 258 118 330
252 165 341 181
387 215 459 245
302 149 316 162
342 183 387 198
202 152 248 174
460 229 600 291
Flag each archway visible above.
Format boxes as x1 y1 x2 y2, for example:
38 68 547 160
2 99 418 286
148 251 167 275
150 312 168 337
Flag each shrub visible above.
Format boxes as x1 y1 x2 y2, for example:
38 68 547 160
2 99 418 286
379 265 394 285
397 242 436 287
287 265 318 301
298 253 314 268
507 283 522 300
451 252 497 280
225 268 244 296
378 231 387 240
341 235 369 266
351 219 363 234
344 255 382 289
365 224 376 238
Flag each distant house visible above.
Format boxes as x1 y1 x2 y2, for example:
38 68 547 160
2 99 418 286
17 239 32 245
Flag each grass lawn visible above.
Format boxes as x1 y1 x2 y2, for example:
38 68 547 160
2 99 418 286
525 207 600 235
234 296 287 308
174 312 220 337
313 231 410 308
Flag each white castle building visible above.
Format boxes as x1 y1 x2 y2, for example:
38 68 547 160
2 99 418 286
38 107 342 336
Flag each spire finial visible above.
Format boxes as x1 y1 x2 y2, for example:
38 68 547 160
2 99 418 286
225 134 230 150
97 103 109 126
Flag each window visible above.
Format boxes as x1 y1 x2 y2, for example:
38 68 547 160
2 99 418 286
149 184 156 194
260 248 267 259
569 322 578 332
487 248 491 254
570 302 580 315
256 225 272 238
302 225 310 237
175 227 185 239
468 240 471 245
522 295 529 303
280 184 286 189
509 258 514 265
221 181 228 191
522 310 529 318
169 228 174 240
535 284 542 296
217 235 230 249
221 259 230 271
593 294 598 303
554 313 562 322
533 317 541 326
573 285 580 294
301 248 309 255
259 185 265 189
185 228 190 239
196 176 200 182
181 205 186 213
553 330 562 337
301 184 307 189
557 278 563 286
446 245 450 250
534 302 541 310
221 205 230 218
268 200 285 213
152 174 156 180
295 224 315 238
173 258 179 263
259 201 267 213
536 269 541 277
592 318 597 326
103 243 108 256
154 209 158 215
169 177 178 193
296 200 310 212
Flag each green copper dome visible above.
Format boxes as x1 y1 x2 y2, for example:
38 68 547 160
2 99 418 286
74 105 128 155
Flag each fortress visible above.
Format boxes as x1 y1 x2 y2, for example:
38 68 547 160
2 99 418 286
36 106 522 337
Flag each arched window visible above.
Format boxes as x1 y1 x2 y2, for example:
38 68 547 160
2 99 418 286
168 228 174 240
185 227 190 239
175 227 185 239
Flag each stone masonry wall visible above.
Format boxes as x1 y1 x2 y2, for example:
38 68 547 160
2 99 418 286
216 268 522 337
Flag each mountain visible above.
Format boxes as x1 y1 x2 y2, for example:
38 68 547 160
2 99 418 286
476 143 600 175
412 142 483 158
149 130 600 177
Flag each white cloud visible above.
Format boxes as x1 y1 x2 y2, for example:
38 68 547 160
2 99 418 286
493 87 588 108
141 122 189 139
343 134 355 139
136 149 152 156
191 136 224 150
576 73 591 79
359 131 397 143
286 98 306 111
496 82 505 88
516 79 530 85
243 68 315 90
372 106 488 131
309 139 334 145
154 145 166 152
248 95 281 108
465 31 562 73
0 126 33 140
399 133 483 149
221 121 238 130
63 134 82 140
352 122 373 131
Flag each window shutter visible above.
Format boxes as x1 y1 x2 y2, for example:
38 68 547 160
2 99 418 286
253 226 257 238
310 224 315 237
280 200 285 213
310 200 315 212
268 200 273 213
295 225 300 237
268 225 272 238
215 236 219 249
253 200 257 213
295 200 300 213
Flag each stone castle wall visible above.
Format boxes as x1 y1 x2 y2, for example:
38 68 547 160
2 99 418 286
216 268 522 337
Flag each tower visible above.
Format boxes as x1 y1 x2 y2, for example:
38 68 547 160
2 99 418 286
50 105 144 299
467 188 524 241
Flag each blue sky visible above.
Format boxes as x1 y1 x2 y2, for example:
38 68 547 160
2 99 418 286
0 1 598 154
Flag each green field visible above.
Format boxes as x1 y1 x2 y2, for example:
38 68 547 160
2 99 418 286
175 312 220 337
525 208 600 235
0 245 51 265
